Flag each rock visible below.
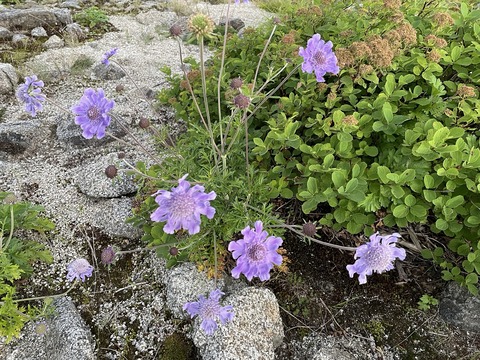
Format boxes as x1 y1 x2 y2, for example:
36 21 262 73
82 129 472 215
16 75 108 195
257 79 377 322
219 17 245 31
92 63 126 80
0 121 41 157
59 0 81 10
0 63 18 95
90 197 142 239
165 262 225 319
63 23 86 42
439 282 480 332
0 8 71 32
0 26 12 41
74 152 137 198
285 333 397 360
55 115 126 147
31 26 48 38
191 287 284 360
44 35 64 49
1 297 95 360
11 34 28 47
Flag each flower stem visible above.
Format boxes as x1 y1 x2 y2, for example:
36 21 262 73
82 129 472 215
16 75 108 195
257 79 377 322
13 281 77 303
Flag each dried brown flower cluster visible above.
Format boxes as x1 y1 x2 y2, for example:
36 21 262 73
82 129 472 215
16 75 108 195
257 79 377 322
432 12 454 27
396 22 417 46
349 41 372 59
424 34 448 48
389 10 405 24
342 115 359 126
457 85 476 98
358 64 374 76
296 5 323 17
335 48 355 68
427 49 442 63
281 30 297 45
367 35 395 68
383 0 402 10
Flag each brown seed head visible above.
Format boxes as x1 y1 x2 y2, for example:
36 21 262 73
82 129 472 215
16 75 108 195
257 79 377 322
383 0 401 10
101 246 116 265
427 49 441 63
115 84 125 93
342 115 359 126
230 77 243 89
169 247 179 256
396 22 417 46
367 36 394 68
170 24 183 37
105 165 118 179
349 41 372 59
432 12 454 27
424 34 447 48
139 117 150 129
302 222 317 237
117 151 125 159
457 84 476 98
233 94 250 109
358 64 374 76
335 48 355 68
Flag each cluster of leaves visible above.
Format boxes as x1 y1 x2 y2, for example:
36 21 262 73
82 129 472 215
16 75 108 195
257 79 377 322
0 193 54 342
156 0 480 293
73 6 110 33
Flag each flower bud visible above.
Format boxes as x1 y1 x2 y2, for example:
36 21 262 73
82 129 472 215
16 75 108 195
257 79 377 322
170 24 183 37
117 152 125 159
302 222 317 237
105 165 118 179
139 117 150 129
101 246 116 265
169 247 179 256
233 94 250 109
230 77 243 90
188 13 215 37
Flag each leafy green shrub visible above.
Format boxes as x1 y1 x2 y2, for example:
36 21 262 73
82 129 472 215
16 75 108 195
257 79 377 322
0 193 54 342
73 6 110 32
157 0 480 293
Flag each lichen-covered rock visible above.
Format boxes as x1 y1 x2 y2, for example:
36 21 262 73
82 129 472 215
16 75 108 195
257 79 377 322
0 63 18 95
0 8 71 32
439 282 480 332
44 35 64 49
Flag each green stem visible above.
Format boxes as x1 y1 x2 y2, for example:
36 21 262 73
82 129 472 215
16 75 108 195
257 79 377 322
4 205 14 250
13 282 77 303
252 24 277 91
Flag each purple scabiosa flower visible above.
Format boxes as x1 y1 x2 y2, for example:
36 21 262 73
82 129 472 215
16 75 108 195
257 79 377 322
346 232 406 285
228 220 283 281
71 88 115 139
66 258 94 282
235 0 249 3
299 34 340 82
150 174 216 235
101 48 118 66
183 289 234 335
16 75 46 117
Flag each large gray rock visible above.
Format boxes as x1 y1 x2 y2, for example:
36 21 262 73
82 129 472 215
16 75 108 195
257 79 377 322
0 121 39 156
74 152 137 198
0 63 18 95
31 26 48 38
0 8 71 32
63 23 86 43
44 35 64 49
0 26 12 41
192 287 284 360
2 297 95 360
439 282 480 332
92 63 126 80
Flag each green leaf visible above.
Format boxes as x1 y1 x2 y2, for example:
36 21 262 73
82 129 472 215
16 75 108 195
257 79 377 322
451 46 462 62
445 195 464 208
404 194 416 207
466 273 478 284
332 171 346 189
436 218 449 231
410 204 427 218
377 166 390 183
384 73 395 96
393 204 409 218
424 174 435 189
391 185 405 198
345 178 359 193
307 177 318 194
382 102 394 122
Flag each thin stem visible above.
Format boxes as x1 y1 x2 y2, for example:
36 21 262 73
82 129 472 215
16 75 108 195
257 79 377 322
217 1 232 155
4 205 14 250
213 230 218 288
116 242 178 255
252 24 277 91
244 111 250 188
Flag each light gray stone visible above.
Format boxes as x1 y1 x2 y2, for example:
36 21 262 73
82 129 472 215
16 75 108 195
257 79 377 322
74 152 137 198
92 63 126 80
3 297 95 360
63 23 86 42
44 35 64 49
0 122 38 156
439 282 480 332
0 63 18 95
0 8 71 32
191 287 284 360
11 34 28 46
0 26 12 41
31 26 48 38
90 197 142 239
60 0 81 10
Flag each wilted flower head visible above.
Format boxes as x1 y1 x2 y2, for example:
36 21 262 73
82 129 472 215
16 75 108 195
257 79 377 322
302 222 317 237
346 232 406 285
188 13 215 37
299 34 340 82
183 289 234 335
228 220 283 281
67 258 94 282
230 77 243 90
169 23 183 37
105 165 118 179
150 174 216 235
233 94 250 109
71 88 115 139
16 75 46 117
101 48 118 66
101 246 116 265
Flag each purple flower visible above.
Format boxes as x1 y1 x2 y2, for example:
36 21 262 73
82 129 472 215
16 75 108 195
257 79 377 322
150 174 216 235
71 88 115 139
66 258 94 282
299 34 340 82
183 289 234 335
346 232 406 285
101 48 118 66
234 0 249 3
228 220 283 281
16 75 46 117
